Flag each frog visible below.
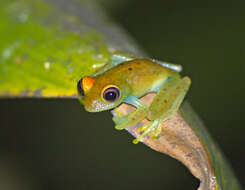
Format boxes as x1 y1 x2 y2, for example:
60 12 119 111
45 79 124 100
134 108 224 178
77 54 191 144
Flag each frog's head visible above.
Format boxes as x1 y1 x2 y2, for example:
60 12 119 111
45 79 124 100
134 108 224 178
77 76 130 112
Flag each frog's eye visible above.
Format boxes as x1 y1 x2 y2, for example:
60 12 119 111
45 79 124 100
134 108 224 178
102 85 120 102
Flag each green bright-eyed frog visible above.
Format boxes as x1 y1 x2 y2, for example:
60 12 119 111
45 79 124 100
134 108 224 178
77 54 191 144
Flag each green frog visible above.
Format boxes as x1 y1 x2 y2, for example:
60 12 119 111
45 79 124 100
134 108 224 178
77 54 191 144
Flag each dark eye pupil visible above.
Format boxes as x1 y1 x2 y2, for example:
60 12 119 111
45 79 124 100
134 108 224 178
105 91 117 100
103 87 120 102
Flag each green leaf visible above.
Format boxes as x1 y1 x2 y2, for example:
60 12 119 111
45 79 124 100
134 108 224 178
0 0 114 97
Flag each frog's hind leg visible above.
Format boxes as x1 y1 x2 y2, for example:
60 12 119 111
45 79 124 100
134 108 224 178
147 77 191 138
149 76 191 121
113 77 190 144
133 77 191 144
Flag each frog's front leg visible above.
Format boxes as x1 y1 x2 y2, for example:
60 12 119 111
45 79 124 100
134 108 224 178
112 95 149 130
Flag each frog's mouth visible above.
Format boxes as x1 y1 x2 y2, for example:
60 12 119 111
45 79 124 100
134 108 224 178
86 99 116 112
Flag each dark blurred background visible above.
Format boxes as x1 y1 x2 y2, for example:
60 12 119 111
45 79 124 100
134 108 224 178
0 0 244 190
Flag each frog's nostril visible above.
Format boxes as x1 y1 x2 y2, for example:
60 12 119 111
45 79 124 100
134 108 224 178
77 79 85 97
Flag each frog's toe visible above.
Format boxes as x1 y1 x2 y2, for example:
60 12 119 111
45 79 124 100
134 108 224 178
133 119 161 144
152 122 162 139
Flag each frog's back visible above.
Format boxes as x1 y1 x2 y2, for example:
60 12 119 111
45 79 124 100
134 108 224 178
103 59 180 97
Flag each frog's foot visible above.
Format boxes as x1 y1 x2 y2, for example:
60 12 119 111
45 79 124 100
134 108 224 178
133 119 162 144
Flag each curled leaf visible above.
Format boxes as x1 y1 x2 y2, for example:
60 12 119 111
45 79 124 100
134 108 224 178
112 93 242 190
